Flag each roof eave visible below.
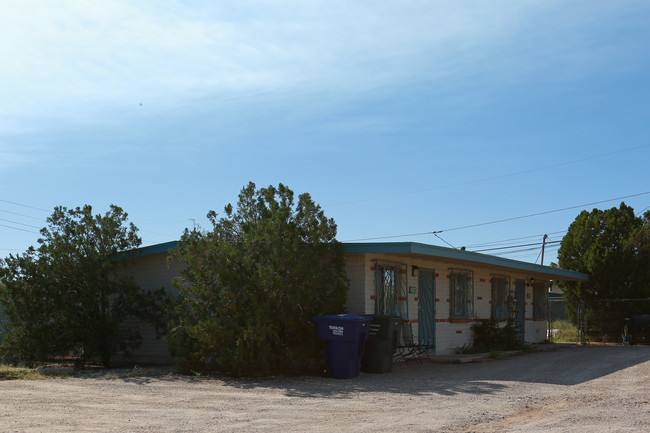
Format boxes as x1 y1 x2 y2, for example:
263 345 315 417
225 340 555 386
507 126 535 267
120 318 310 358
344 242 588 282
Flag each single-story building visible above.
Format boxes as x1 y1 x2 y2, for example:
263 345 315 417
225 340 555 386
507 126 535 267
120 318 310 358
122 240 588 364
344 242 587 354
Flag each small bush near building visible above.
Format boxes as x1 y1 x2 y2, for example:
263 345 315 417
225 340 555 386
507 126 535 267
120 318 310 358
457 319 525 354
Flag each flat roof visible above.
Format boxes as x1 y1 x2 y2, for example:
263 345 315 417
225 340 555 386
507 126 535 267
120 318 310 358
344 242 588 281
131 240 588 281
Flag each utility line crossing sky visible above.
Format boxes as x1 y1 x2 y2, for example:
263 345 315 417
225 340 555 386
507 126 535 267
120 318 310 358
2 0 650 266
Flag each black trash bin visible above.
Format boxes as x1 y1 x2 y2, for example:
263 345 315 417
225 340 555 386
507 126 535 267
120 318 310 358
312 314 372 379
363 315 402 373
632 315 650 344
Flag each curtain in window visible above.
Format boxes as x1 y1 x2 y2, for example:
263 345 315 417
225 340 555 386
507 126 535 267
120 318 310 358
450 269 474 319
491 275 511 319
533 282 548 319
375 262 407 317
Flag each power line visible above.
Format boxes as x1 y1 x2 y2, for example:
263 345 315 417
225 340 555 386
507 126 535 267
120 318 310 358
434 233 456 249
492 243 560 259
0 199 50 212
0 208 46 221
328 144 650 207
637 205 650 216
470 240 561 253
534 248 543 264
439 192 650 233
0 223 38 234
344 191 650 241
0 218 42 229
345 230 433 242
463 230 566 248
493 242 561 255
494 246 548 256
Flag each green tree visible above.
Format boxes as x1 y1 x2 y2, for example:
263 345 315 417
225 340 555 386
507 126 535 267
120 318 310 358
170 182 348 376
0 205 167 367
558 202 650 308
0 282 7 352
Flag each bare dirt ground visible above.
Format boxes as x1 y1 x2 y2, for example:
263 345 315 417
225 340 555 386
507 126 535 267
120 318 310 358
2 345 649 433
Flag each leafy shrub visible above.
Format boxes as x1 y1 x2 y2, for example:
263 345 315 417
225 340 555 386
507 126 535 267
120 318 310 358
0 205 168 367
169 183 348 376
470 319 524 352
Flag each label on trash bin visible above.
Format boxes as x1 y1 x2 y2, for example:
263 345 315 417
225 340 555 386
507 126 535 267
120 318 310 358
329 325 344 336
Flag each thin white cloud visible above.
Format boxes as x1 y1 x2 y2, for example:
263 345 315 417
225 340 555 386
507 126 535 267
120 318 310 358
0 0 646 137
0 2 533 118
0 148 34 170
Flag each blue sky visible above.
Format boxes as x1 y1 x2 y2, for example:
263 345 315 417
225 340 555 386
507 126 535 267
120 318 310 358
2 0 650 265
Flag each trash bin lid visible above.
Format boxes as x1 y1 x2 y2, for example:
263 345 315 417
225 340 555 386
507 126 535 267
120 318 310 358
313 314 372 322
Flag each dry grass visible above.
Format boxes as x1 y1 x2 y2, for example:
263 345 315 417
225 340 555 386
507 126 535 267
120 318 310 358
0 364 74 380
551 320 580 343
0 363 175 381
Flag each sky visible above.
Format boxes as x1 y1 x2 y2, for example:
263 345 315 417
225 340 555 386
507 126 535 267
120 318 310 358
2 0 650 266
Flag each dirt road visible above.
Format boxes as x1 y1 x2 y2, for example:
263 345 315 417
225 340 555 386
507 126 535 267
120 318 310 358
2 345 649 432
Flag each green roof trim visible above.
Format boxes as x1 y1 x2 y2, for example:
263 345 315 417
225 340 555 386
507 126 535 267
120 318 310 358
130 240 588 281
344 242 588 281
138 240 179 255
121 240 178 260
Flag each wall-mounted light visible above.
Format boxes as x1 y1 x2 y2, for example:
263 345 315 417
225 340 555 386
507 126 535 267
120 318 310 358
412 265 419 277
528 277 536 287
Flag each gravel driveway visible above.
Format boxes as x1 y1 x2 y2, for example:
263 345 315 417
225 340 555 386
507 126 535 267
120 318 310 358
2 345 649 432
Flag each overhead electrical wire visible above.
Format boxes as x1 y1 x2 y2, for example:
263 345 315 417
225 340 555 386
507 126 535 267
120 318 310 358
328 144 650 207
463 230 566 248
344 191 650 242
0 223 38 234
438 191 650 233
0 199 50 212
470 240 561 253
0 208 46 221
0 199 49 237
434 233 456 249
0 218 42 229
492 244 560 259
493 241 561 255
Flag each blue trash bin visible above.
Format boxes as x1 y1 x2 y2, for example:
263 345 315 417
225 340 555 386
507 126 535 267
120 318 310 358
312 314 372 379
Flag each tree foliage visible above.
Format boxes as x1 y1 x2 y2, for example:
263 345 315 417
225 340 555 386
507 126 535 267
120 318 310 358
0 282 7 351
170 183 348 376
0 205 167 367
558 202 650 307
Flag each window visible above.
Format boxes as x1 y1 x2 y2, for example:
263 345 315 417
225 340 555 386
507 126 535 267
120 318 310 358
374 261 407 317
491 274 511 319
533 281 548 319
449 269 474 319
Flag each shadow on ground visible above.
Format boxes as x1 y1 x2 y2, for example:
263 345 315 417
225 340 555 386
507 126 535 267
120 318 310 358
211 345 650 398
79 344 650 398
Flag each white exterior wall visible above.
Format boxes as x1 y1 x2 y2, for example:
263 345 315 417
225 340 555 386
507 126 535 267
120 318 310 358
346 253 550 355
344 254 370 315
525 296 549 343
120 248 552 363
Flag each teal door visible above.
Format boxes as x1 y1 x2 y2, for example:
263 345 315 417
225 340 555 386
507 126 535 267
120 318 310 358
514 279 526 341
418 269 436 351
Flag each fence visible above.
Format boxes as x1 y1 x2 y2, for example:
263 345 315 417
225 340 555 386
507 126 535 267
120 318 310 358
0 308 7 351
548 298 650 345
